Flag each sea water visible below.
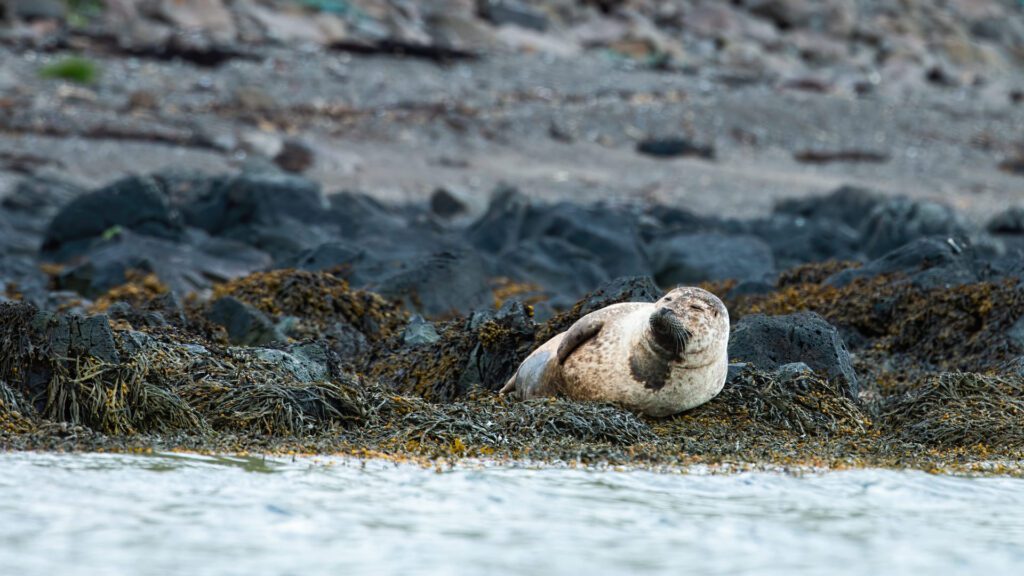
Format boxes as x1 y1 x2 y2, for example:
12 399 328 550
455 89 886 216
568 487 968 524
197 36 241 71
0 452 1022 576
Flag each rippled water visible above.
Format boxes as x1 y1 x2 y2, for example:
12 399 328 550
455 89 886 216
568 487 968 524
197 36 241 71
1 453 1023 576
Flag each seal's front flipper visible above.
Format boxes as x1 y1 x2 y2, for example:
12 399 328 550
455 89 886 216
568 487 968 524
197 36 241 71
557 316 605 364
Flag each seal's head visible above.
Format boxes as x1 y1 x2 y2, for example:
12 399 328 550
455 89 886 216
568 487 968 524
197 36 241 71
647 287 729 359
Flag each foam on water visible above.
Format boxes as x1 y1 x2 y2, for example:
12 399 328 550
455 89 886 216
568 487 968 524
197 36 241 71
1 452 1023 576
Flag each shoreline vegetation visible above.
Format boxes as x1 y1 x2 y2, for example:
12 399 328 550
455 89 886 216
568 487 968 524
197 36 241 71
2 1 1024 475
3 176 1024 477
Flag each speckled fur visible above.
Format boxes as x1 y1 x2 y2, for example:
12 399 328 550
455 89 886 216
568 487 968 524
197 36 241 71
501 287 729 417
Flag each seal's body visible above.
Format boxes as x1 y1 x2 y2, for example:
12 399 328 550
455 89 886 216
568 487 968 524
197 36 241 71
500 287 729 417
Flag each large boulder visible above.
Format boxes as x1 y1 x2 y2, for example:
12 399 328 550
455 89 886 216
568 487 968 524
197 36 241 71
728 311 859 397
57 231 272 297
825 237 979 289
42 176 184 260
859 197 968 258
373 250 494 318
650 232 775 286
467 188 650 281
205 296 285 346
181 171 329 236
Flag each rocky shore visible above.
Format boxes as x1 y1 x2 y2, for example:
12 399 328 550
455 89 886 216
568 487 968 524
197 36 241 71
2 1 1024 474
2 167 1024 475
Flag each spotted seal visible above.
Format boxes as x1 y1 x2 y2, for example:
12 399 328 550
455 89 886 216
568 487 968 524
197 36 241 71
499 287 729 417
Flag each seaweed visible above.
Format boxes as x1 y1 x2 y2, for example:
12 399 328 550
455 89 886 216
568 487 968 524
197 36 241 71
883 373 1024 449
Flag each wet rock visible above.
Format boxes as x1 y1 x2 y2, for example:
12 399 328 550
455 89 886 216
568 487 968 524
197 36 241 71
477 0 548 32
403 315 440 345
728 311 859 397
636 138 716 160
57 231 271 297
793 150 890 164
726 362 749 383
206 296 285 347
650 232 775 286
430 187 469 218
774 186 883 229
859 197 968 258
248 344 330 383
825 237 978 290
24 308 120 364
42 176 184 260
374 250 493 318
536 276 661 340
1 176 83 221
279 241 364 273
273 139 316 174
500 237 609 309
987 207 1024 235
469 189 650 281
367 299 536 401
1007 316 1024 352
775 362 813 379
181 172 329 236
742 213 861 269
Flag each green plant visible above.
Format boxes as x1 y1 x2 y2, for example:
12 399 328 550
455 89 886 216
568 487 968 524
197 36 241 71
40 56 100 85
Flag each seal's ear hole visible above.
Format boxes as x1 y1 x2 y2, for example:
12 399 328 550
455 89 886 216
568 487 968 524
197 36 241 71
664 297 673 302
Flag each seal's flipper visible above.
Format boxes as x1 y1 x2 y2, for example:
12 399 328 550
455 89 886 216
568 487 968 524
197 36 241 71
557 316 605 364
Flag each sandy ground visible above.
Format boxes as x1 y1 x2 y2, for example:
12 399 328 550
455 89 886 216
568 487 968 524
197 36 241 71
1 46 1022 223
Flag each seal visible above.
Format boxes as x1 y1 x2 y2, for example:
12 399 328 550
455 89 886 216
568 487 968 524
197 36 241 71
499 287 729 417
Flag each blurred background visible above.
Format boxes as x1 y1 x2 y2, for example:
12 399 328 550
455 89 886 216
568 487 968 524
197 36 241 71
1 0 1022 219
2 0 1024 317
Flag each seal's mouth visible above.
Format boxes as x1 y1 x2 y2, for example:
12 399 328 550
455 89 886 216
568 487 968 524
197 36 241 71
649 308 691 356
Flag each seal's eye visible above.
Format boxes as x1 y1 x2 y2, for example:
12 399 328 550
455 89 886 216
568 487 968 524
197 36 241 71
690 304 704 312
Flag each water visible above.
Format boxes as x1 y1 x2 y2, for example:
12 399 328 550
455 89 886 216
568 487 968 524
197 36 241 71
1 453 1023 576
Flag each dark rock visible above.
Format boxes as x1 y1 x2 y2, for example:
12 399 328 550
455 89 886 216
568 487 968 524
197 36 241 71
0 254 48 306
500 237 610 309
1007 316 1024 352
206 297 285 347
742 213 861 269
477 0 549 31
182 172 329 235
28 310 120 364
636 138 716 160
726 362 749 383
457 299 537 393
538 276 661 338
2 176 83 220
465 186 532 254
274 140 315 174
774 186 883 229
826 237 978 290
775 362 813 378
57 231 271 297
728 311 859 397
650 232 775 286
793 150 890 164
572 276 662 316
987 207 1024 235
403 315 440 346
42 176 183 260
859 197 967 258
469 189 650 281
726 279 776 299
279 241 364 273
249 345 329 383
223 218 337 262
373 250 493 318
430 187 469 218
